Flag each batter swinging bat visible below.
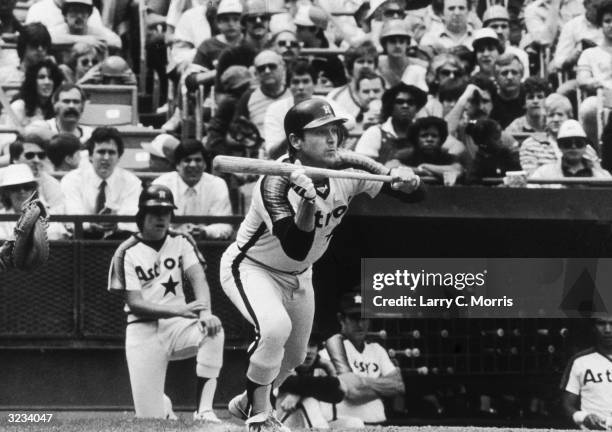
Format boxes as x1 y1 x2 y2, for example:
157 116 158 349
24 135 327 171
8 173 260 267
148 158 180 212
213 155 394 183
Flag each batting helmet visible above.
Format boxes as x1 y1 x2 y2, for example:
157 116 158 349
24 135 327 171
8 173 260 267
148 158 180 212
138 184 177 210
284 99 347 138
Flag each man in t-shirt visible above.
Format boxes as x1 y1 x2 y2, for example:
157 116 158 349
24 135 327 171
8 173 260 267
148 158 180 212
560 314 612 430
319 292 405 424
490 53 526 129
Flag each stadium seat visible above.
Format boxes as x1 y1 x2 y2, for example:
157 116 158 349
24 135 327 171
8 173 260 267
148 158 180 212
81 85 139 126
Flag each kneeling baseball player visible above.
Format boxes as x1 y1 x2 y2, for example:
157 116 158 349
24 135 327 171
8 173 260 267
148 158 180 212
220 98 423 432
108 185 224 421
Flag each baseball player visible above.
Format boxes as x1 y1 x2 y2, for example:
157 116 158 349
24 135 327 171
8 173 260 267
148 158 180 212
561 314 612 430
220 98 422 432
107 184 224 421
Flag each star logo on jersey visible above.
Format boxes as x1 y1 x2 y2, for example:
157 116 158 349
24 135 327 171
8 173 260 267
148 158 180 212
162 275 178 296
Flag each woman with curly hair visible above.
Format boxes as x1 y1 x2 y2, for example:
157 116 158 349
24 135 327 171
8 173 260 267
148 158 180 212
7 59 64 128
421 53 467 118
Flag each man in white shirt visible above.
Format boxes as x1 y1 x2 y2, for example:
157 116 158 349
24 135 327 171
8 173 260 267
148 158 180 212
153 139 233 240
26 0 104 30
61 126 141 239
420 0 474 52
320 292 405 424
170 2 212 74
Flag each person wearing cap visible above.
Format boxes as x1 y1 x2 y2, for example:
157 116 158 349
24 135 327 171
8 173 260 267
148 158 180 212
355 82 428 164
530 119 611 180
472 28 502 80
490 53 526 129
141 134 181 172
318 292 405 425
61 126 141 239
377 19 412 88
221 98 421 432
26 0 106 34
520 93 600 175
505 76 550 135
231 50 290 138
293 4 347 89
77 55 137 85
361 0 407 47
49 0 122 50
107 183 224 421
0 163 68 240
215 0 275 93
169 0 212 75
152 139 233 240
419 0 474 52
561 314 612 430
47 133 82 172
482 5 530 78
192 0 244 71
264 59 355 159
9 132 65 215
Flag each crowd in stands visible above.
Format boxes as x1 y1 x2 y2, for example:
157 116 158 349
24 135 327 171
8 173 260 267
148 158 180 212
1 0 612 241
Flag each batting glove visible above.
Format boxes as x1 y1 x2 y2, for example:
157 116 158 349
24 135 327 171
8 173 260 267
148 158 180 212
290 160 316 203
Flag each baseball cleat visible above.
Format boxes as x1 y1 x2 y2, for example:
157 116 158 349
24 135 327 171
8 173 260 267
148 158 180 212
193 410 222 423
245 411 290 432
163 394 177 420
228 391 249 421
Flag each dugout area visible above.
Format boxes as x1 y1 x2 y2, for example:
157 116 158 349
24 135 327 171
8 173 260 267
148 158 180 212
1 186 610 428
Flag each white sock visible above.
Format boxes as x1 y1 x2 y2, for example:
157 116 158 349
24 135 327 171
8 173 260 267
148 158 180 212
197 378 217 413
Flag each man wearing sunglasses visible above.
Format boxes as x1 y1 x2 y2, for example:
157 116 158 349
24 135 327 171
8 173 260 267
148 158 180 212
215 0 274 92
531 119 612 180
8 132 64 215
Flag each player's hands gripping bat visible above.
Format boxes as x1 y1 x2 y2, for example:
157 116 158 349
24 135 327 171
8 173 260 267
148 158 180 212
389 166 420 193
289 160 316 203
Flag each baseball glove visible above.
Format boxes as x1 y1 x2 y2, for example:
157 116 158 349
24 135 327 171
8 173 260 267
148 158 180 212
12 191 49 271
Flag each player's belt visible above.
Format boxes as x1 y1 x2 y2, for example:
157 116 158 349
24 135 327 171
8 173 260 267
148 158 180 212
126 314 157 325
236 244 309 276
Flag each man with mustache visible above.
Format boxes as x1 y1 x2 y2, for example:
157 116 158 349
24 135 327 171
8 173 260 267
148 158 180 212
48 0 121 51
61 126 141 239
43 83 93 144
152 139 233 240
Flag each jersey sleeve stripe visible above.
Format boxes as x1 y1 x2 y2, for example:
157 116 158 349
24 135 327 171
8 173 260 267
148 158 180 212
177 232 207 266
108 236 139 291
559 347 596 390
261 175 294 222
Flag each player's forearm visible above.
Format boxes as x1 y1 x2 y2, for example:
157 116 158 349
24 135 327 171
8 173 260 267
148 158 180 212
365 368 405 397
325 334 351 374
185 264 212 310
294 199 315 232
127 297 189 319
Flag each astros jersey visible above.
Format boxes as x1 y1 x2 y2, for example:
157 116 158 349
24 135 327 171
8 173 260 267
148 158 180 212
560 348 612 418
320 340 396 423
234 152 385 273
108 232 205 322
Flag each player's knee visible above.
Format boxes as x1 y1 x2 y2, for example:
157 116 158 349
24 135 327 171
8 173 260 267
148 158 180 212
196 329 225 378
259 315 292 346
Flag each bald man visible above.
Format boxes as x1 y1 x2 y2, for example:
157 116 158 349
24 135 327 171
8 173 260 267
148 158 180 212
231 50 291 138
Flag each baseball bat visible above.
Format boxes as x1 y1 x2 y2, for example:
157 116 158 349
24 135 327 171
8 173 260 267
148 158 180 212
213 155 394 183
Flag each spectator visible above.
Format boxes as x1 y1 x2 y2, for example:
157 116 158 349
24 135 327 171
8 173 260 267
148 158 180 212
42 83 93 143
205 66 253 158
153 139 233 240
362 0 408 47
576 0 612 145
294 5 347 89
490 53 526 129
140 133 181 173
58 42 104 85
464 118 521 182
7 59 64 128
472 28 502 80
192 0 244 70
231 50 290 138
422 53 466 118
378 19 412 88
0 163 68 240
482 6 530 77
438 78 469 118
264 59 355 159
355 81 428 164
449 44 477 75
0 0 21 34
47 133 82 172
26 0 106 31
561 314 612 431
552 0 602 73
0 22 51 88
169 0 212 75
61 126 141 239
520 93 600 175
79 55 137 85
268 30 301 67
505 76 550 134
530 119 611 179
9 131 64 214
327 41 379 121
319 292 405 425
420 0 474 52
406 117 464 185
353 69 386 133
523 0 584 48
49 0 122 51
215 0 274 93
